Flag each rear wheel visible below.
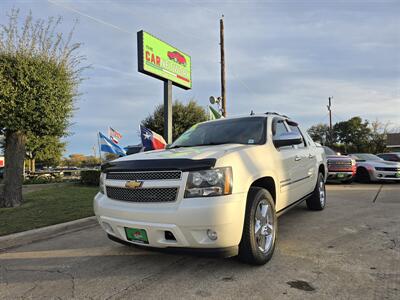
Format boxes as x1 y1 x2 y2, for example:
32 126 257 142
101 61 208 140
356 167 371 183
239 187 277 265
306 173 326 210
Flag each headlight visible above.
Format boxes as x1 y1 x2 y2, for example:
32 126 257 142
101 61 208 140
99 173 106 194
185 167 232 198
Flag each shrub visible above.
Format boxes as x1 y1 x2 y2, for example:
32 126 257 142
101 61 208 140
24 175 63 185
80 170 101 186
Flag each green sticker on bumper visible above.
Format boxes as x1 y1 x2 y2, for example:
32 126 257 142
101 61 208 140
125 227 149 244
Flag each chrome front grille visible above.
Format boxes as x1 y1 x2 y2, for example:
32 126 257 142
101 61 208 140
106 187 178 203
106 171 181 181
328 160 352 169
375 167 400 172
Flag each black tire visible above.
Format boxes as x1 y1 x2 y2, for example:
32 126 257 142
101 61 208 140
306 173 326 211
355 167 371 183
238 187 277 265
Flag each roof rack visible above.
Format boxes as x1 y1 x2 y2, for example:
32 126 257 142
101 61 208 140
264 112 289 119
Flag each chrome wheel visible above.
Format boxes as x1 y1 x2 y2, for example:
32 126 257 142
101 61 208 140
319 179 325 206
254 199 275 253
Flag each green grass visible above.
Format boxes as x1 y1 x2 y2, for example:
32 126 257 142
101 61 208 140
0 185 98 236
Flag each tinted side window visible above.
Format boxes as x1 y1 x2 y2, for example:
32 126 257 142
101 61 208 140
288 125 306 148
389 154 400 162
272 119 288 137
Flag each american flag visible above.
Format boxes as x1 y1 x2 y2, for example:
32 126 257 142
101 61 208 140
109 127 122 144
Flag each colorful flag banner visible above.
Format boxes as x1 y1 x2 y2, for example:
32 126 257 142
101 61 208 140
140 125 167 151
208 105 223 120
99 132 126 156
109 127 122 144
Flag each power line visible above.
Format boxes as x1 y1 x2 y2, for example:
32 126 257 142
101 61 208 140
47 0 133 35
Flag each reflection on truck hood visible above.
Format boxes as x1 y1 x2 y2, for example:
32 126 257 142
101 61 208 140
116 143 250 162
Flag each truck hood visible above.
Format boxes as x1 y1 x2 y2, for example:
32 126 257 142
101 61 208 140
116 144 250 162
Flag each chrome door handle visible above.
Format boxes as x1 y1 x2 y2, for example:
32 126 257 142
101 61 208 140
308 154 315 159
295 155 301 161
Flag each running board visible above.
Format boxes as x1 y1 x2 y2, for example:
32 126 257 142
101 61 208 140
276 192 313 217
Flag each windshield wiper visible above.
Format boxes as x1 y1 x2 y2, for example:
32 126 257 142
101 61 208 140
168 142 244 149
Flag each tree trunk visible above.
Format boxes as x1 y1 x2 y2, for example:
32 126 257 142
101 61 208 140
0 131 26 207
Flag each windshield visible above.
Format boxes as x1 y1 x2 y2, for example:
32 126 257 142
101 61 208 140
169 117 266 148
323 146 336 155
350 153 383 161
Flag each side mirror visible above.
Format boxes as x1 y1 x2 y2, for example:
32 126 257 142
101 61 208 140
273 132 303 148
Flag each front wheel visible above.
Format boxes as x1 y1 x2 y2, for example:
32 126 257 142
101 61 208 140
239 187 277 265
355 167 371 183
306 172 326 210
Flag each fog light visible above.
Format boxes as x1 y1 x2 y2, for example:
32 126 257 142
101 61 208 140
102 222 114 234
207 229 218 241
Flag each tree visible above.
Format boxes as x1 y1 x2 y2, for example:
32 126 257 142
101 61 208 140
0 9 85 207
61 154 100 168
369 119 390 154
333 117 371 153
105 153 119 161
307 124 330 145
141 99 208 141
26 134 66 168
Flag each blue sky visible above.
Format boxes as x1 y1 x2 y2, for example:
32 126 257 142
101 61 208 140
1 0 399 155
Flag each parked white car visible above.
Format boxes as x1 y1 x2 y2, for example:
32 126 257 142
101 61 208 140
94 113 327 265
349 153 400 182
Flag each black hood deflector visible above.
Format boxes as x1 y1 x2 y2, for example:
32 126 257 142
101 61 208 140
101 158 217 173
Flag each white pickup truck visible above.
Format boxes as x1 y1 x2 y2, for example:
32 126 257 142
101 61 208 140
94 113 327 265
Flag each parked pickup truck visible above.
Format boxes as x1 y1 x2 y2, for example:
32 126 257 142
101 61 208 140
94 113 327 265
323 146 356 183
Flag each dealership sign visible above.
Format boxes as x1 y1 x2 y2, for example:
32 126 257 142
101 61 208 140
137 31 192 90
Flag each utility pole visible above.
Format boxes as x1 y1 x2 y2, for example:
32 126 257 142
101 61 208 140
327 97 333 145
220 15 226 117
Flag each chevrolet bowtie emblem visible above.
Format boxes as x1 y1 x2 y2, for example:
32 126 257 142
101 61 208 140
125 180 143 189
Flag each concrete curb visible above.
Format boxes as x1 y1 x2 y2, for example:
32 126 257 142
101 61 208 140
0 216 98 251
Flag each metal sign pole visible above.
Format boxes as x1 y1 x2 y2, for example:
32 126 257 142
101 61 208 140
164 80 173 144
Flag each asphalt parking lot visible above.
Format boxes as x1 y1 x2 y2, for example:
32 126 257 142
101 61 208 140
0 183 399 300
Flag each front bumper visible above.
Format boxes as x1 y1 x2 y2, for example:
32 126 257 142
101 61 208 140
327 171 353 181
94 192 246 253
369 169 400 181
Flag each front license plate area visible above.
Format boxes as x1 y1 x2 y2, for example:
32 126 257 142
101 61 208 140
125 227 149 244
